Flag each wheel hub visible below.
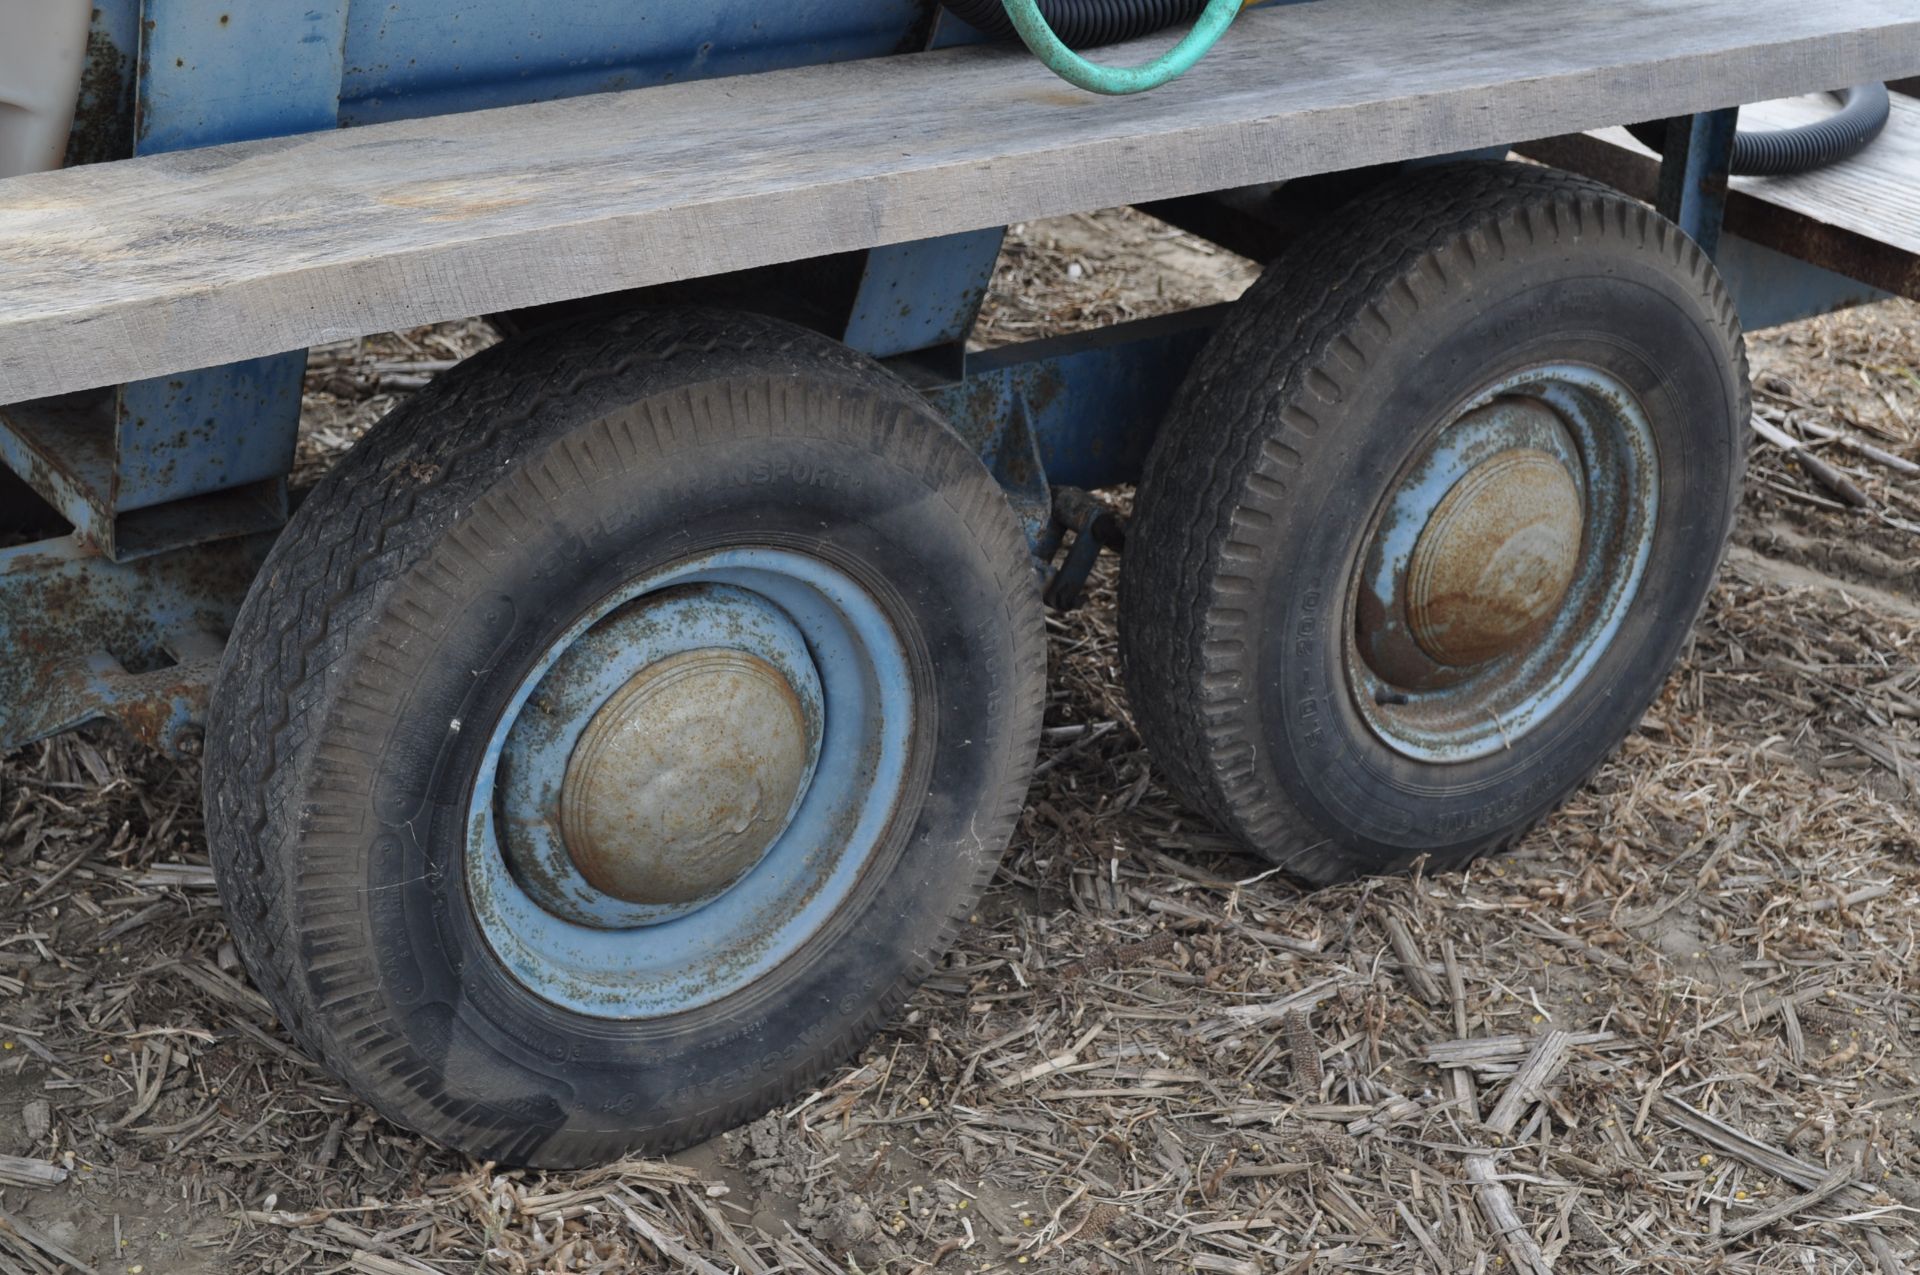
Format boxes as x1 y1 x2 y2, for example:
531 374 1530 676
491 583 825 931
469 553 915 1018
1346 367 1658 763
1356 397 1586 691
560 648 812 907
1404 449 1583 667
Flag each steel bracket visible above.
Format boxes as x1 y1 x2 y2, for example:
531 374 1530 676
0 374 293 562
0 533 269 755
842 228 1008 368
1655 107 1741 258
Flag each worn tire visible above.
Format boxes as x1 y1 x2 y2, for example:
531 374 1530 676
1119 162 1748 884
203 308 1045 1166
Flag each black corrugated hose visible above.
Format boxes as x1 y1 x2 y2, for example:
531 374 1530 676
1627 85 1891 177
942 0 1209 47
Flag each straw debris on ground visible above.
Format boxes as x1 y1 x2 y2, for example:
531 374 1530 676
0 208 1915 1274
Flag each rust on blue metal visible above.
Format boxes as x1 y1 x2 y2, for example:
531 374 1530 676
843 228 1008 362
0 532 269 754
87 1 358 560
114 363 300 513
63 1 139 168
919 305 1221 492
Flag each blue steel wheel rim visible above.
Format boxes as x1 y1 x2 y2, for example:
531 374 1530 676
1345 364 1659 764
466 548 913 1019
494 584 826 930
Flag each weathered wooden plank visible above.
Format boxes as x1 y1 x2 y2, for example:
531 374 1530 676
1 0 1917 405
1519 92 1920 300
1724 92 1920 258
0 1155 67 1189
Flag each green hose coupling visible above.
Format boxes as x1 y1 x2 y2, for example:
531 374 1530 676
998 0 1244 96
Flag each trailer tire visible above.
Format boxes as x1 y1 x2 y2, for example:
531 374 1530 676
203 308 1045 1167
1120 162 1748 885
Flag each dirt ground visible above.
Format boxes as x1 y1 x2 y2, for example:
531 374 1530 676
1 208 1916 1274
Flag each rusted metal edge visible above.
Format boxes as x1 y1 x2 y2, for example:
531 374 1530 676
0 533 267 755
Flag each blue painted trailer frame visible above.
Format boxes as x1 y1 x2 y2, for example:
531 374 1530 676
0 0 1874 754
0 0 1009 749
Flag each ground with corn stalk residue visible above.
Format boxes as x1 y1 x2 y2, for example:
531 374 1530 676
1 210 1916 1274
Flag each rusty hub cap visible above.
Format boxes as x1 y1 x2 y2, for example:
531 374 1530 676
560 649 813 907
1404 449 1583 667
1346 367 1659 763
487 583 826 933
469 555 914 1019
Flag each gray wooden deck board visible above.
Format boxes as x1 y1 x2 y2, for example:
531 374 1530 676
2 0 1917 405
1712 93 1920 260
1517 93 1920 301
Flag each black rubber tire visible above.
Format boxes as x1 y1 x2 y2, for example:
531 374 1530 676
1119 161 1749 885
203 307 1046 1167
